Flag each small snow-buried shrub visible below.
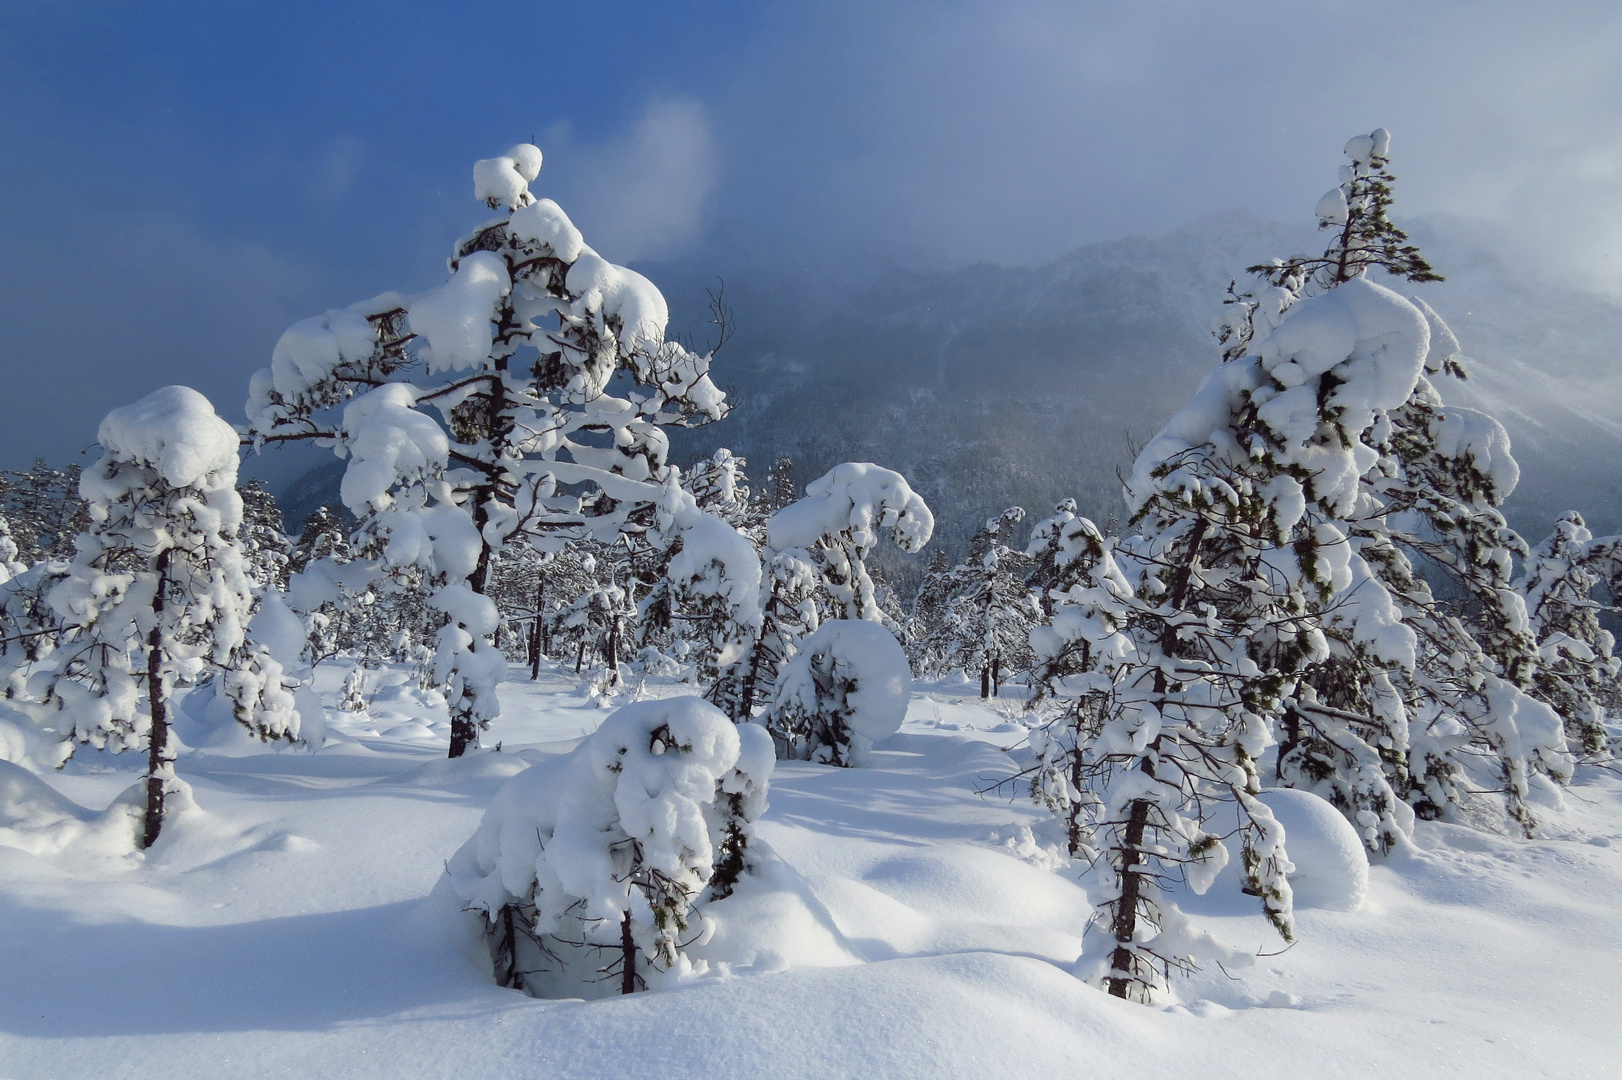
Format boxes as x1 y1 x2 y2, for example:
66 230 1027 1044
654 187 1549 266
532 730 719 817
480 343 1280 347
768 619 910 766
448 696 773 997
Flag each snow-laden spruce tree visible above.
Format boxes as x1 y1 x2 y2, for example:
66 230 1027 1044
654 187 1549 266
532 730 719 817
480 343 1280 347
1024 502 1135 856
709 463 932 730
246 143 729 757
765 463 934 625
237 480 292 589
1518 512 1620 757
32 387 298 846
449 696 773 996
1214 129 1570 842
912 506 1038 696
1033 133 1509 997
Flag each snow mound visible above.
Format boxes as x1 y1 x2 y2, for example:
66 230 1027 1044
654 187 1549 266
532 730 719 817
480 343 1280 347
0 760 172 857
91 386 240 490
1258 788 1368 911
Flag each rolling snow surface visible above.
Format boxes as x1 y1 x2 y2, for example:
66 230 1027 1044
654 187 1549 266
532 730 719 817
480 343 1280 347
0 665 1618 1078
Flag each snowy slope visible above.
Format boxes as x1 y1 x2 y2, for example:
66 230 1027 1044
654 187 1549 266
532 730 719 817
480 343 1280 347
1 666 1619 1078
645 212 1622 559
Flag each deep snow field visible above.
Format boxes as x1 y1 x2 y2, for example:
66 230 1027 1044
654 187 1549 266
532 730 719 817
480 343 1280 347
2 663 1619 1080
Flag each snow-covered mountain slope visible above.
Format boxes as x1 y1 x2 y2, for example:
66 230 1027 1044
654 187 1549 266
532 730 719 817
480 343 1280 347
1 665 1619 1078
646 212 1622 559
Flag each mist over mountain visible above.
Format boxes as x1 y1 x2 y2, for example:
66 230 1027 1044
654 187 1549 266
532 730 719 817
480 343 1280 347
277 210 1622 571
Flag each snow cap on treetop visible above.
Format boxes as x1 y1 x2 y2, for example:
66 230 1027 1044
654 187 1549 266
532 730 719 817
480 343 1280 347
94 385 239 490
1344 129 1390 166
767 462 935 553
473 143 543 210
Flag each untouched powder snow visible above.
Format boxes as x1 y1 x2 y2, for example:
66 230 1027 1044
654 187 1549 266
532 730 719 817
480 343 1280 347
0 667 1619 1078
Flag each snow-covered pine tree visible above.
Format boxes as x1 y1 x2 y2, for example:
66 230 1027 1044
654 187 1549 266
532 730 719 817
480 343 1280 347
246 142 729 757
338 662 367 713
761 455 796 515
1216 129 1569 844
288 506 350 576
237 479 293 589
34 387 298 846
706 546 819 724
449 696 773 996
1 459 89 565
905 549 955 675
1518 512 1619 757
646 470 764 692
912 507 1038 696
1037 133 1497 996
709 463 932 727
1025 503 1134 855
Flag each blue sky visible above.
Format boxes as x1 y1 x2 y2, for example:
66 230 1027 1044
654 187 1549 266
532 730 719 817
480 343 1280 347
3 1 1619 472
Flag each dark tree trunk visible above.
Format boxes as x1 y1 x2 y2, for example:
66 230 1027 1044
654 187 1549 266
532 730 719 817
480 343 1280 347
1108 517 1206 998
620 910 636 995
576 639 587 674
1106 783 1153 999
529 580 544 680
606 617 621 687
980 664 991 699
448 716 479 759
142 550 172 850
532 580 544 674
991 654 1002 697
1277 703 1302 782
494 903 519 989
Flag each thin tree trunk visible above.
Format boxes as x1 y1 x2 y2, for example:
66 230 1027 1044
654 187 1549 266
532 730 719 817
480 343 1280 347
620 910 636 995
495 904 519 989
980 664 991 699
529 580 544 680
1277 703 1302 783
992 654 1002 697
1108 517 1207 998
1106 781 1153 999
142 550 171 850
606 617 621 687
576 639 586 674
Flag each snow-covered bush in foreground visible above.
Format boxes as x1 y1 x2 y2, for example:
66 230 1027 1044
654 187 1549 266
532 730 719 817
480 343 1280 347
769 619 910 766
28 387 298 847
449 696 773 997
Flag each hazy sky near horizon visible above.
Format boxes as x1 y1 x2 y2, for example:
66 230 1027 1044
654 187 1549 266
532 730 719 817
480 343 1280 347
2 0 1619 471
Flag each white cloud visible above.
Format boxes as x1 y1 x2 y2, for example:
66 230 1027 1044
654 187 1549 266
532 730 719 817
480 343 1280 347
540 99 716 263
